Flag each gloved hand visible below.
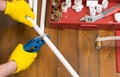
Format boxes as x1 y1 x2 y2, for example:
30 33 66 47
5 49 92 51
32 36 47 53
9 44 37 73
12 0 24 1
4 1 34 27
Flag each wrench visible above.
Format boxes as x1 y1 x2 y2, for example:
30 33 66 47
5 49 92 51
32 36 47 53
80 3 120 22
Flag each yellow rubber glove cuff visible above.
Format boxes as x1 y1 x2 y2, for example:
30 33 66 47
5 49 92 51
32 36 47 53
5 1 34 27
12 0 24 1
9 44 37 73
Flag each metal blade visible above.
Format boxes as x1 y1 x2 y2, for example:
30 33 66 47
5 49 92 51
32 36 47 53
93 3 120 22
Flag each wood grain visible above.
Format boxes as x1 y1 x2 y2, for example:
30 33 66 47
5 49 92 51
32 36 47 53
98 30 117 77
0 0 120 77
78 30 99 77
58 30 79 77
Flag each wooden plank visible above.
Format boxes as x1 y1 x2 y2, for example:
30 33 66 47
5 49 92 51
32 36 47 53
99 30 117 77
37 0 58 76
37 28 58 77
0 15 19 64
115 30 120 72
78 30 99 77
58 30 79 77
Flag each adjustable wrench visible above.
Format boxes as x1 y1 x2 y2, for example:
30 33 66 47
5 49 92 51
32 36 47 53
80 3 120 22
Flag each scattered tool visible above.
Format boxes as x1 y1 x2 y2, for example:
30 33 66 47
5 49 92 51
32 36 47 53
80 3 120 22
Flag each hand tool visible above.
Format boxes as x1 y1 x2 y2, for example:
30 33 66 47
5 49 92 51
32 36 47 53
29 0 79 76
27 17 79 77
80 3 120 22
23 36 45 52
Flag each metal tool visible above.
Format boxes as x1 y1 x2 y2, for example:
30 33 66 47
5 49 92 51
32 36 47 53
23 36 46 52
80 3 120 22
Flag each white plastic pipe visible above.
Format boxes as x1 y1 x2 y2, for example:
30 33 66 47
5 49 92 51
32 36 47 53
33 0 38 24
27 17 79 77
29 0 33 8
40 0 47 32
96 36 120 42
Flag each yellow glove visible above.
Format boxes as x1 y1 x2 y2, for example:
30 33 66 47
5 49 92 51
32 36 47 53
5 1 34 27
9 44 37 73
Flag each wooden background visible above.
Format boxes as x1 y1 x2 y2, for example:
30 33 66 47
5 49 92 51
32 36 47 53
0 0 120 77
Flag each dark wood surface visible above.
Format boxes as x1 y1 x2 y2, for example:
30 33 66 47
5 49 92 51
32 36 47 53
0 0 120 77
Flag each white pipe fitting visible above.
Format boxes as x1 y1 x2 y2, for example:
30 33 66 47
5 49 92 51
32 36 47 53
102 0 108 9
114 13 120 22
61 2 68 12
66 0 72 8
72 0 83 12
96 4 103 13
90 8 96 16
89 4 95 10
74 0 82 5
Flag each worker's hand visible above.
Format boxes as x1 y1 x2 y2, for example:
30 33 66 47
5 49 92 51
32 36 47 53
4 1 34 27
9 44 37 73
12 0 24 1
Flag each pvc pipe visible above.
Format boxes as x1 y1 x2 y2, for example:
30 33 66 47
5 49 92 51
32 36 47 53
27 17 79 77
29 0 33 8
33 0 38 24
40 0 47 32
96 36 120 42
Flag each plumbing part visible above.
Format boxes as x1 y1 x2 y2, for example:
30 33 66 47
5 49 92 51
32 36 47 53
102 0 108 9
95 36 120 49
89 4 96 10
72 0 83 12
96 4 103 13
51 14 59 21
75 4 83 12
96 36 120 41
52 7 60 14
61 2 68 12
95 41 102 49
51 12 62 21
52 0 60 8
40 0 47 32
58 12 62 21
33 0 38 24
27 17 80 77
114 13 120 22
74 0 82 5
29 0 33 8
80 3 120 22
86 0 98 7
66 0 72 8
90 8 96 16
